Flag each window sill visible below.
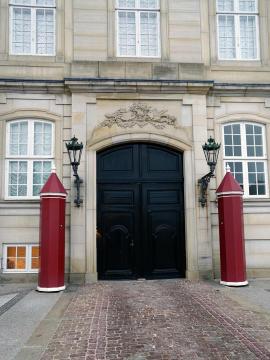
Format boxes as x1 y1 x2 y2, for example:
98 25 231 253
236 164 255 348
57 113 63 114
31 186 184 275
108 56 162 63
211 59 262 69
7 55 58 64
2 270 38 274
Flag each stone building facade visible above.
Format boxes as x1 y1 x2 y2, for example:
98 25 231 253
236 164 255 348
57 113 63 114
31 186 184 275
0 0 270 283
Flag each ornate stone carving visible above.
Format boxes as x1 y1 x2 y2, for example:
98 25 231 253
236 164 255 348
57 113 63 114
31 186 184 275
99 103 177 129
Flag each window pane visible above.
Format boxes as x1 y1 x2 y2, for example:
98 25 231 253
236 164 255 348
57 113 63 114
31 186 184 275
140 0 159 9
31 258 40 269
12 8 31 54
239 0 256 12
217 0 234 12
7 247 16 257
34 122 52 155
17 246 26 257
234 146 241 156
218 15 236 59
8 161 28 197
17 258 26 269
31 245 40 269
9 121 28 156
245 124 263 158
118 11 136 56
7 258 16 269
247 161 266 195
140 12 158 56
36 0 55 6
118 0 136 8
240 15 257 59
224 124 232 134
36 9 55 55
226 161 244 189
33 161 51 196
223 124 242 157
32 246 39 257
11 1 31 6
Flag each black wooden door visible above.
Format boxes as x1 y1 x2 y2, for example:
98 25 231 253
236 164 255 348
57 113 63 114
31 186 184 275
97 143 185 279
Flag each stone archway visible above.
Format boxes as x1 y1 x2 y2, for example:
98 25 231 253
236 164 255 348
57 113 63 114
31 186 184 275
84 131 199 282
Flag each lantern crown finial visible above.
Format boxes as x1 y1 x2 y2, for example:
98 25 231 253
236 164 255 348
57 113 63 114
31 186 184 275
202 136 221 152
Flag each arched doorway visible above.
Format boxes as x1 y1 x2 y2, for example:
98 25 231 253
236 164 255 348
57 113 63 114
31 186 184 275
97 142 186 279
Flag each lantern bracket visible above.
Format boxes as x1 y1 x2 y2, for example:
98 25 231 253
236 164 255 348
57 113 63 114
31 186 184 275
198 171 214 207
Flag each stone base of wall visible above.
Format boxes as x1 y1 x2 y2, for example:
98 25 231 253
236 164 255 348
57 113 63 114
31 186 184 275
214 268 270 280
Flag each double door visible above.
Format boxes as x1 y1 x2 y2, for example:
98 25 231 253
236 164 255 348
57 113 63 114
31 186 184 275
97 143 185 279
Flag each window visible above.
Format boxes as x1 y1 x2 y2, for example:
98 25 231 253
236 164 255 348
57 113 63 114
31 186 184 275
223 123 268 197
9 0 56 55
216 0 259 60
3 244 39 273
116 0 160 57
6 119 54 199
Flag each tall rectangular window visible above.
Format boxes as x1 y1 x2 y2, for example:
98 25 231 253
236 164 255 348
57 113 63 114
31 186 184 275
116 0 160 57
6 119 54 199
10 0 55 55
217 0 259 60
223 122 268 197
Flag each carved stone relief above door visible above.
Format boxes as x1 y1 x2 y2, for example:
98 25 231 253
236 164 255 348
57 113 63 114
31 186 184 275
98 102 177 129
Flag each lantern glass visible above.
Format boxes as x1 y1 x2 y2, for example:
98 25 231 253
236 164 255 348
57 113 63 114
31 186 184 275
66 136 83 165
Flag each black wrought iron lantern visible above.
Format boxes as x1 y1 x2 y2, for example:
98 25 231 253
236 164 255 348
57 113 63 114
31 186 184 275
198 137 221 207
66 136 83 207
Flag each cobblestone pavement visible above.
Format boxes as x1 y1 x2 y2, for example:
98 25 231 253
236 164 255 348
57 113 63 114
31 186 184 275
41 280 270 360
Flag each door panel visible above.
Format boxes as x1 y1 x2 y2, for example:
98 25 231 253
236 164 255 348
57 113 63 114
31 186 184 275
97 183 140 279
142 183 185 278
141 144 183 181
97 143 185 279
97 144 139 182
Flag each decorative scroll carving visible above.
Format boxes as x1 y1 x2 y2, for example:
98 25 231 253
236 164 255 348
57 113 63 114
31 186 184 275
99 103 177 129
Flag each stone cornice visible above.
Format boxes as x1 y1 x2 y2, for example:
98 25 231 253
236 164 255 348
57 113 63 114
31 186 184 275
0 79 65 93
64 78 214 94
1 78 270 96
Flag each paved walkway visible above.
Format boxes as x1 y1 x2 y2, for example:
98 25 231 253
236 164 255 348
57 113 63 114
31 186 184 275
0 283 62 360
39 280 270 360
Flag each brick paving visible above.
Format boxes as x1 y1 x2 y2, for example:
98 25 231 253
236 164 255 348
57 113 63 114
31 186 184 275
41 280 270 360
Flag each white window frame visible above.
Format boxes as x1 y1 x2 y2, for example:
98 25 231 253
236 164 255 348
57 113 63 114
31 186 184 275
223 122 269 198
216 0 260 60
5 119 55 200
2 244 39 273
9 0 56 56
116 0 161 58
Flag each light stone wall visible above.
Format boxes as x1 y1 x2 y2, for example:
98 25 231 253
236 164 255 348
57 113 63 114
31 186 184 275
208 94 270 278
0 92 72 279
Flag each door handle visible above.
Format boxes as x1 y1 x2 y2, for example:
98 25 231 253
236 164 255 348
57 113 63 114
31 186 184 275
130 240 135 247
96 229 102 238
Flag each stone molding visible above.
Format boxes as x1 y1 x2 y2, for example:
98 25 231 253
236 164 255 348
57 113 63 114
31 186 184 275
99 103 177 129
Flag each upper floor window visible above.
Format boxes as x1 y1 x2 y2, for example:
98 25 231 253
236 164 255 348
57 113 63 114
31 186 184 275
217 0 259 60
116 0 160 57
5 119 54 199
9 0 56 56
223 122 268 198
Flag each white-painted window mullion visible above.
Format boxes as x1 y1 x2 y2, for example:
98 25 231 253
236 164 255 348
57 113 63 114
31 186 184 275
137 10 140 56
235 14 240 59
31 8 36 54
